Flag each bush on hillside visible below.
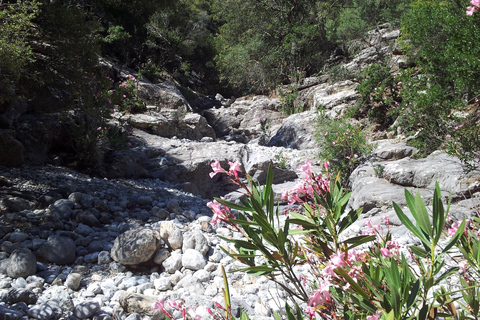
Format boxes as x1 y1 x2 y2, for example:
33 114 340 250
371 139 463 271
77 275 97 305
397 0 480 165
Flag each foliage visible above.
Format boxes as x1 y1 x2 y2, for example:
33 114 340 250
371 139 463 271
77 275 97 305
315 111 372 185
212 0 334 94
326 0 410 43
397 0 480 164
325 65 357 84
203 160 480 320
355 62 401 129
278 85 303 115
0 0 39 104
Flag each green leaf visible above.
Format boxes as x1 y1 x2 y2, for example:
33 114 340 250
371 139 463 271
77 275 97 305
335 267 370 300
442 219 466 253
338 208 362 234
410 245 430 258
342 235 376 249
263 164 273 205
406 279 420 310
215 197 254 212
412 191 432 239
432 182 446 245
233 265 276 275
393 201 431 247
434 267 459 286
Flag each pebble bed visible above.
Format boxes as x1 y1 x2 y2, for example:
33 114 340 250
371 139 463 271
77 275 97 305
0 165 293 320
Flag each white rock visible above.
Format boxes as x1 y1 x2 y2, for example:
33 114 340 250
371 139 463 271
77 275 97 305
182 249 206 271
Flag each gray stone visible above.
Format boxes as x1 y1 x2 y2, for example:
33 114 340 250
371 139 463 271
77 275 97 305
73 300 101 319
49 199 74 220
7 232 29 243
75 211 101 227
27 304 55 320
162 251 183 274
7 248 36 279
159 221 183 250
0 304 24 320
182 249 206 271
36 286 74 313
111 228 162 265
125 313 143 320
36 235 76 265
65 273 82 291
98 251 112 265
119 292 165 320
153 248 170 265
153 278 171 291
7 288 37 304
182 230 209 256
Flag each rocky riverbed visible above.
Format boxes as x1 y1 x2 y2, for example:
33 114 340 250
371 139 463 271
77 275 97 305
0 164 295 320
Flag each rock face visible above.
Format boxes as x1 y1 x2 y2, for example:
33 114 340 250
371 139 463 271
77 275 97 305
111 228 162 265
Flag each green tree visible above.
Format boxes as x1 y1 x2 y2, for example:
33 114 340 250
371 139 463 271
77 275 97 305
213 0 335 94
396 0 480 165
0 0 39 106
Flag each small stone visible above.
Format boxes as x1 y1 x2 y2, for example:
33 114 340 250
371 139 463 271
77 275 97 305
182 249 206 271
137 196 153 206
27 304 55 320
125 313 143 320
111 228 162 266
7 288 37 305
153 278 171 291
162 251 183 274
153 248 170 265
98 251 112 265
159 221 183 250
65 273 82 291
7 232 29 243
0 304 24 320
73 300 101 319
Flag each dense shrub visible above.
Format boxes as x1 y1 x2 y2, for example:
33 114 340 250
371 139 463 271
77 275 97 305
212 0 334 95
0 0 39 107
315 110 372 185
397 0 480 164
355 62 401 129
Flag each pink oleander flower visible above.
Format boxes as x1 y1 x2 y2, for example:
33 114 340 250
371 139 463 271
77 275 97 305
380 247 392 258
362 219 380 235
207 199 231 225
330 249 346 268
298 160 313 180
305 307 316 318
228 160 242 179
151 299 165 311
322 264 336 278
209 160 227 178
367 310 383 320
168 300 183 310
308 279 331 306
467 5 477 15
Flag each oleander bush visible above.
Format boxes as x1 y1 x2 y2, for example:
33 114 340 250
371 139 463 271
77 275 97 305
161 159 480 320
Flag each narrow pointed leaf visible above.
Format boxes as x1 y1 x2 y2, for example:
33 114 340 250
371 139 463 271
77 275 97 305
335 267 370 300
414 192 432 238
393 201 430 247
215 197 254 212
442 219 466 253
